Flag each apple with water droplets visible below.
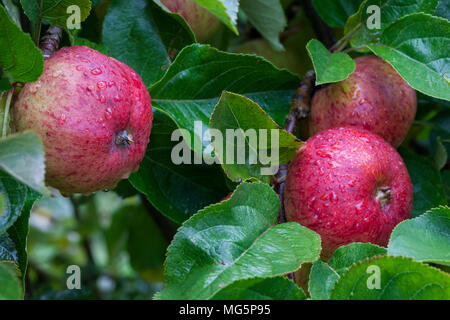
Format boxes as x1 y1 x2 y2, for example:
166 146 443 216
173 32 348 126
161 0 220 42
284 127 413 259
12 46 153 194
309 56 417 147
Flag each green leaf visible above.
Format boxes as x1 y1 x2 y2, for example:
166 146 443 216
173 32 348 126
0 190 4 213
126 205 168 278
331 256 450 300
150 44 300 155
2 0 22 27
0 68 12 91
193 0 239 35
0 90 12 136
0 132 48 195
7 187 40 282
388 206 450 266
399 147 447 217
309 243 387 300
443 170 450 202
346 0 439 49
129 111 228 224
311 0 363 27
239 0 286 51
0 262 22 299
0 172 26 235
0 5 43 83
209 91 303 183
102 0 195 87
156 182 321 300
367 13 450 101
435 137 448 170
306 39 356 85
0 232 17 262
430 109 450 157
211 276 306 300
20 0 91 29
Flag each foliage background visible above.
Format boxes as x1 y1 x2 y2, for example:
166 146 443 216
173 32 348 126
0 0 449 300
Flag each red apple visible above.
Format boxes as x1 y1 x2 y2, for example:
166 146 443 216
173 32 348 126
284 127 413 259
309 56 417 147
12 46 153 194
161 0 220 42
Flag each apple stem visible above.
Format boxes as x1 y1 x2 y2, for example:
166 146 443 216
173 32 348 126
39 26 63 59
376 186 393 207
343 46 367 54
115 130 134 146
329 23 362 53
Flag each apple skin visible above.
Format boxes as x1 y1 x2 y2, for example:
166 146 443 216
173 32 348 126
284 127 413 259
161 0 220 42
309 56 417 147
12 46 153 194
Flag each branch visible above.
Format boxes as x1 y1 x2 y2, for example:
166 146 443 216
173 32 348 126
39 26 63 59
70 196 96 266
274 71 316 224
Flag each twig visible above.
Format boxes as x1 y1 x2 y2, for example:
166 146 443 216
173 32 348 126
274 70 316 225
39 26 63 59
280 25 303 42
342 45 367 54
329 23 362 53
70 196 96 266
284 70 316 134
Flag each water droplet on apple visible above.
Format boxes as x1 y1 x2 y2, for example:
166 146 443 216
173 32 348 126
330 191 338 203
104 108 112 120
97 81 107 90
76 65 83 71
58 114 66 125
91 68 102 75
113 95 122 102
52 70 63 78
29 81 41 93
